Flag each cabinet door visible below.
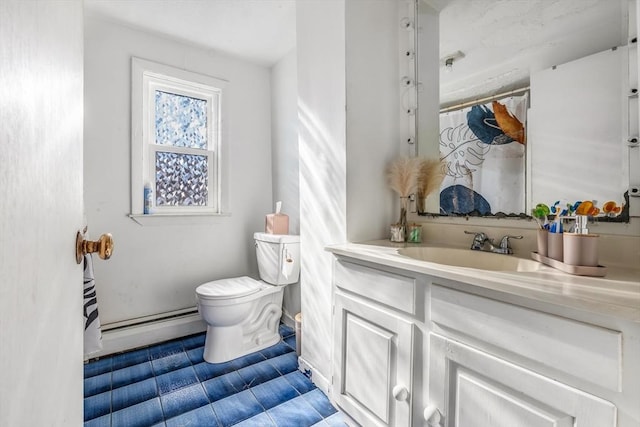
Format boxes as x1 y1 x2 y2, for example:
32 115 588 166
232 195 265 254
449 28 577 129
427 333 616 427
333 292 415 427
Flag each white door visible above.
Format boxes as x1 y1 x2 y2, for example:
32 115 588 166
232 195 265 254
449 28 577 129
333 292 414 427
427 333 617 427
0 1 84 425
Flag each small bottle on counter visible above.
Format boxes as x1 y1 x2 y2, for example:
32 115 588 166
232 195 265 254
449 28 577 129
144 182 153 215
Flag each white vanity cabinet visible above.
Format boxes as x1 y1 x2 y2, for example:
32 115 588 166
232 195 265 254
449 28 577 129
428 286 619 427
428 333 616 427
328 248 640 427
332 260 420 427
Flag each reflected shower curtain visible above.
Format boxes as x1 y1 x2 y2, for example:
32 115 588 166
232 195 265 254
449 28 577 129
439 94 528 215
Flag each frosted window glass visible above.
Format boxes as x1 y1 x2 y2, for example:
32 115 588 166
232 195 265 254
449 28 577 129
155 151 208 206
155 91 208 149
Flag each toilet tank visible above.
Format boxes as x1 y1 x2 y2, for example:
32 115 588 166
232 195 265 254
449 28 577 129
254 232 300 285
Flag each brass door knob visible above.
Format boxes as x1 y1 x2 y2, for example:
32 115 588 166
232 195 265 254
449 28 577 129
76 232 114 264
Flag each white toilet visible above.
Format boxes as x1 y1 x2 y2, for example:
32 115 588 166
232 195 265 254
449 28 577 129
195 232 300 363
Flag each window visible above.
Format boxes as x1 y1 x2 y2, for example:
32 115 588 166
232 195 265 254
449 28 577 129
131 57 227 217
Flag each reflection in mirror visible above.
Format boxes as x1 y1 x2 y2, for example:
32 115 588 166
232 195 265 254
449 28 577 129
417 0 630 220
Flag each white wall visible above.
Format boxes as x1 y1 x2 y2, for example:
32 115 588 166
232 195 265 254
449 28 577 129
0 1 84 424
271 48 301 322
84 16 273 325
297 0 347 389
297 0 401 390
345 0 399 241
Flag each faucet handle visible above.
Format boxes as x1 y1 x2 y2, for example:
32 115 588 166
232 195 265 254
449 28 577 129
464 231 488 250
464 231 487 240
499 235 523 249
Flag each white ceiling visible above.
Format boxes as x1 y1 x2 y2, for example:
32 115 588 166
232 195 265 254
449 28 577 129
436 0 627 106
85 0 627 103
84 0 297 66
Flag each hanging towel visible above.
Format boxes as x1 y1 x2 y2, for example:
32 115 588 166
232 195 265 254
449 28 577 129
83 254 103 356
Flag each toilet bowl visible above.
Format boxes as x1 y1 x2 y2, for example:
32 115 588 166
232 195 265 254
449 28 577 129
196 233 300 363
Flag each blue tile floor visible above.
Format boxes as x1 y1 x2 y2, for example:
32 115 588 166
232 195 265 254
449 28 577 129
84 324 347 427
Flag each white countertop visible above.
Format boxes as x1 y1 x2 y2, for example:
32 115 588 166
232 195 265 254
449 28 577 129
326 240 640 323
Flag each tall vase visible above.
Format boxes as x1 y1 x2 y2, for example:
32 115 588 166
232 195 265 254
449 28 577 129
390 197 410 242
399 196 409 234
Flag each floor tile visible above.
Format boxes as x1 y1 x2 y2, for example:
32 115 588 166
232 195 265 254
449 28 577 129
230 351 266 371
324 412 350 426
250 376 300 410
156 366 199 395
283 370 317 394
149 340 184 360
211 389 264 426
267 395 324 427
260 341 294 359
202 371 246 402
111 397 163 427
84 371 111 398
284 335 297 350
303 389 338 418
165 404 219 427
234 412 277 426
112 377 158 412
111 361 153 389
84 357 112 378
112 348 150 370
186 347 204 364
237 359 282 388
84 390 111 421
151 351 191 376
181 334 206 350
267 352 299 375
279 323 295 338
83 413 110 427
160 383 209 419
84 327 341 426
193 360 235 382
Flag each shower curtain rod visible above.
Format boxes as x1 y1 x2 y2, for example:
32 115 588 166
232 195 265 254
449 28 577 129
440 86 530 113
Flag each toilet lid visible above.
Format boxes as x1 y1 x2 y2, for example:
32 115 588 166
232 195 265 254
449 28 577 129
196 276 262 299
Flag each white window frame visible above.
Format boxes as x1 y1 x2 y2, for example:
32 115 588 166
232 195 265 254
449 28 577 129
131 57 227 217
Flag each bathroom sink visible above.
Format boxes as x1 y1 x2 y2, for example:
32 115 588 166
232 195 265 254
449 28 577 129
397 247 543 272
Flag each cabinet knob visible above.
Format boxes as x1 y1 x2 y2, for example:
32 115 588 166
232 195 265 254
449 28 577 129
424 404 442 425
392 384 409 402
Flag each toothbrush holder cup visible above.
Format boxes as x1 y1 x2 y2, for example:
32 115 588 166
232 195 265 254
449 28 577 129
563 233 599 266
536 229 548 257
547 232 563 262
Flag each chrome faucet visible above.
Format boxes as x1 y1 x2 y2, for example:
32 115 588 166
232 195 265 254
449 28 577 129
464 231 523 255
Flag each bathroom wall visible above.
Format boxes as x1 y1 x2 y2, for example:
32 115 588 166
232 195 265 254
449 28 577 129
84 16 274 326
271 48 301 323
297 0 347 389
297 0 402 390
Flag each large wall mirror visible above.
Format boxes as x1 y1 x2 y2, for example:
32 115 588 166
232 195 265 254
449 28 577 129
416 0 634 221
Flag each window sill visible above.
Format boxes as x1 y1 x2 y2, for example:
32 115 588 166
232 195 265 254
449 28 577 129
129 212 231 226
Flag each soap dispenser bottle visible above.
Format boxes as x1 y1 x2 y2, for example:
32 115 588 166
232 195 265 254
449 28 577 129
563 215 599 266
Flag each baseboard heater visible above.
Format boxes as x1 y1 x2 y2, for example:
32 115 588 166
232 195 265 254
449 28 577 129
86 307 206 360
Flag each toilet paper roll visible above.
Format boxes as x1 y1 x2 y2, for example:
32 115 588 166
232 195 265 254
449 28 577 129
282 248 294 279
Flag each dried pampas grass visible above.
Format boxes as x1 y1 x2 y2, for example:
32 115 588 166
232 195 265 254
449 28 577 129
387 157 419 197
417 158 445 198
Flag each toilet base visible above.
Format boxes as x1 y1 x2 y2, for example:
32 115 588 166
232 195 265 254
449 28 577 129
202 301 283 364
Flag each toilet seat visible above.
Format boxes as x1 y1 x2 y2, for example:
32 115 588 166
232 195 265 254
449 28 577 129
196 276 263 300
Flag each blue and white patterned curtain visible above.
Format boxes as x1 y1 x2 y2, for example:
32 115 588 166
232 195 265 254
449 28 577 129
439 94 528 215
